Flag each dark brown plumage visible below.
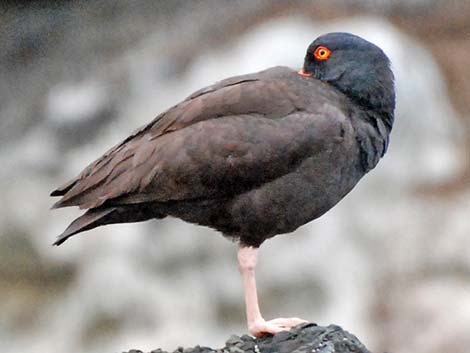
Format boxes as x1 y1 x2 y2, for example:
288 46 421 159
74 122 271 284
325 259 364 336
51 33 395 248
52 32 395 336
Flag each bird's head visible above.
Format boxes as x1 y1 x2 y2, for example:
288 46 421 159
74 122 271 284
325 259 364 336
300 32 395 121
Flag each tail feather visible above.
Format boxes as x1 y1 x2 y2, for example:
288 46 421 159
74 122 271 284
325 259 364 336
53 207 117 246
50 178 79 197
53 203 164 246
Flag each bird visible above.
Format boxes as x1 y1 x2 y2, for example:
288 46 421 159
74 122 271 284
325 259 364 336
51 32 395 337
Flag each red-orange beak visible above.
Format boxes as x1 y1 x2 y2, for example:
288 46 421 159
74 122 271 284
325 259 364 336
298 68 312 77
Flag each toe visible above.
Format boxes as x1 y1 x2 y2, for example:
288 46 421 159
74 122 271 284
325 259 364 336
248 317 309 337
268 317 308 327
249 320 286 337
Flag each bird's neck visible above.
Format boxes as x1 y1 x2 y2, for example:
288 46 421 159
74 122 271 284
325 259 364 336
326 62 395 129
353 109 394 173
329 71 395 173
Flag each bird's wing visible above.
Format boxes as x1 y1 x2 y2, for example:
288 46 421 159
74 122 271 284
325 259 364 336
51 67 346 209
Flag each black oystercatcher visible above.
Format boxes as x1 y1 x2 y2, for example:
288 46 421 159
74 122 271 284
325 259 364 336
51 32 395 336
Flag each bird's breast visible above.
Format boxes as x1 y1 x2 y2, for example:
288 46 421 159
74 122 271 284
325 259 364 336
225 133 364 246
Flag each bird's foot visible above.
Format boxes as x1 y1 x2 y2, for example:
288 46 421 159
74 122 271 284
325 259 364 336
248 317 308 337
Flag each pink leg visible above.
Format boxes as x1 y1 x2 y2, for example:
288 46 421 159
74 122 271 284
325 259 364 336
237 245 307 337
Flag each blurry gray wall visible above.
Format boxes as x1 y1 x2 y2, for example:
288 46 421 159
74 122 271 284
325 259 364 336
0 1 469 353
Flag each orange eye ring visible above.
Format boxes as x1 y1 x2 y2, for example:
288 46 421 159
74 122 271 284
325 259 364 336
313 46 331 60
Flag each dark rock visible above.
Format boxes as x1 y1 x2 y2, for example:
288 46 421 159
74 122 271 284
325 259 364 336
123 323 371 353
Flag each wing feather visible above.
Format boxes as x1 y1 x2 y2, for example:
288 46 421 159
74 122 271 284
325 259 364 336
51 67 343 210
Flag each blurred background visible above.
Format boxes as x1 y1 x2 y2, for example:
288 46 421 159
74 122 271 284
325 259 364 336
1 1 469 353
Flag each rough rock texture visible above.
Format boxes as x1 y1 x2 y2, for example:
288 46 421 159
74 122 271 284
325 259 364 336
123 324 371 353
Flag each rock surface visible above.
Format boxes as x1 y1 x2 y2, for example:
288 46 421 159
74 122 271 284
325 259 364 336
123 324 371 353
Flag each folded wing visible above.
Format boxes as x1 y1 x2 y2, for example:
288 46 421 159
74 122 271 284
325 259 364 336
51 67 340 210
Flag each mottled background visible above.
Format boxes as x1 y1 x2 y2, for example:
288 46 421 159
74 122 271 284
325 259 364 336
1 1 469 353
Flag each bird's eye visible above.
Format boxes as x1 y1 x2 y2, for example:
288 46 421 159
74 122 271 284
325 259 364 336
313 46 331 60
